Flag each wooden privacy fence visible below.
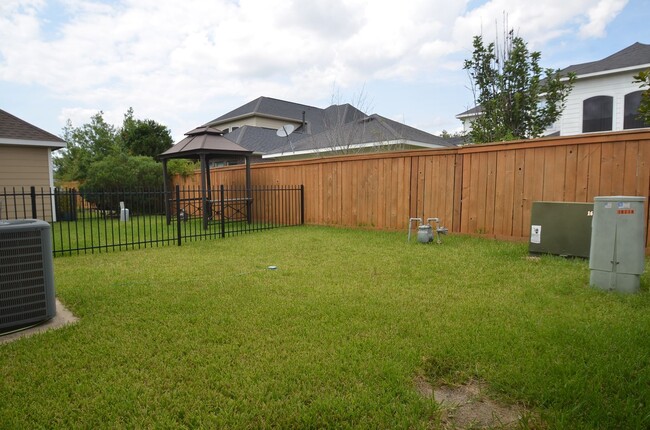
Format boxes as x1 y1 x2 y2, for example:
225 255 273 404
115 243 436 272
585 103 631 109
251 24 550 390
171 129 650 246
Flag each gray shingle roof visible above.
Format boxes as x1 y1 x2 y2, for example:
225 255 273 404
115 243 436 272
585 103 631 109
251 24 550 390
0 109 65 147
267 114 455 155
159 126 251 160
205 96 367 137
207 96 451 157
225 126 291 154
560 42 650 76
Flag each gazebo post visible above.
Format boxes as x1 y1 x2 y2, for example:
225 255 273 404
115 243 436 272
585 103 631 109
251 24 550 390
245 155 252 224
205 157 213 204
200 154 209 230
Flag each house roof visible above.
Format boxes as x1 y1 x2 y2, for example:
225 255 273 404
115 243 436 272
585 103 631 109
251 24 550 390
265 114 455 158
456 105 483 119
205 96 451 158
560 42 650 77
0 109 65 148
159 126 252 160
226 125 289 154
204 96 366 137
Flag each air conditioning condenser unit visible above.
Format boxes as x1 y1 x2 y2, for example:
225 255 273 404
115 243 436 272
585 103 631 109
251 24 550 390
0 219 56 332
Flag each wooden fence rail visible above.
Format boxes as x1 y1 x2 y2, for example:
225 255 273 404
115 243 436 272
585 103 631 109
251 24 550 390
171 129 650 247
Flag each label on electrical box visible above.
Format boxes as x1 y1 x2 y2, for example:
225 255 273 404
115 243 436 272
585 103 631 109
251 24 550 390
617 209 635 215
530 225 542 244
617 202 631 209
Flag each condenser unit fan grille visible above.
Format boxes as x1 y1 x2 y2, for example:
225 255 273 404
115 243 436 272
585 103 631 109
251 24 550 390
0 229 48 328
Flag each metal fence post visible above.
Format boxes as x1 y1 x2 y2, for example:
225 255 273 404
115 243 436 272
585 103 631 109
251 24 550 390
300 185 305 225
30 186 37 219
220 185 226 238
175 185 182 247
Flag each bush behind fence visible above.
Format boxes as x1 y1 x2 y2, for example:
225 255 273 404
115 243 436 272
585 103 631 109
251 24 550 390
1 185 304 257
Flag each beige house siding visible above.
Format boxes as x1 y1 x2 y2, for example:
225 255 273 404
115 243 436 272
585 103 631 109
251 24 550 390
0 144 54 220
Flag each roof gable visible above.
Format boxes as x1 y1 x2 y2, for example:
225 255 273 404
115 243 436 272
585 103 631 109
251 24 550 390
205 96 322 125
561 42 650 77
0 109 65 147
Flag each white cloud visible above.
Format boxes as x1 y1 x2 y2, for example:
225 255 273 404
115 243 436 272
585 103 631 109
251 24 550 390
579 0 628 38
0 0 630 138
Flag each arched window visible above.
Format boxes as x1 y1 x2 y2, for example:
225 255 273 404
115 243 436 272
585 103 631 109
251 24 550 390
582 96 613 133
624 91 645 129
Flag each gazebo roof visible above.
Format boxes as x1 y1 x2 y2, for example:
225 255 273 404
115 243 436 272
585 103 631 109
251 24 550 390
158 126 252 160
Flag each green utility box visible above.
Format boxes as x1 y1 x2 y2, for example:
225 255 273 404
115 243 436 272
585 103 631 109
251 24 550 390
529 202 594 258
589 196 646 293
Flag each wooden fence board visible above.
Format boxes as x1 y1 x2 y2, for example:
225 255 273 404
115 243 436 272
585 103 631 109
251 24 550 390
485 151 497 234
564 145 578 201
169 130 650 246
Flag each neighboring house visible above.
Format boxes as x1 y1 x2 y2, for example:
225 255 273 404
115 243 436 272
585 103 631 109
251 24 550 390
203 96 455 161
0 109 65 219
456 42 650 138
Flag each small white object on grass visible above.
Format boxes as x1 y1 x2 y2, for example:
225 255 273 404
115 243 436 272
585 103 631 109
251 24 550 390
267 265 277 270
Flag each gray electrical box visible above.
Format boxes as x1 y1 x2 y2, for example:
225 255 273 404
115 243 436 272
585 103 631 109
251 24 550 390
529 202 594 258
589 196 646 293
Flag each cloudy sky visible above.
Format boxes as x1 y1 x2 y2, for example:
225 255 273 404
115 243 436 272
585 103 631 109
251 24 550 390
0 0 647 142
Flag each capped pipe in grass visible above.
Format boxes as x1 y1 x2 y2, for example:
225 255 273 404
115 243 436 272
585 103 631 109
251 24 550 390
267 265 277 270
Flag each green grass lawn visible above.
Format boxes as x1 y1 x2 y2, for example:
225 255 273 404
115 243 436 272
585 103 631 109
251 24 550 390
2 226 650 428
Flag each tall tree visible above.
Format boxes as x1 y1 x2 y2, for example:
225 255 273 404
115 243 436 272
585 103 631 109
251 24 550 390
633 69 650 125
54 108 177 184
119 107 174 157
464 30 575 143
54 112 119 181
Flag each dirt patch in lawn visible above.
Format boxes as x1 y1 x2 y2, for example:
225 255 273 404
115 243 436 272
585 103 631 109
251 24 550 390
415 375 538 429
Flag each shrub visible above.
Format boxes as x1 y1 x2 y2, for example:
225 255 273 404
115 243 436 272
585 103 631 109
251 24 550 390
79 154 165 214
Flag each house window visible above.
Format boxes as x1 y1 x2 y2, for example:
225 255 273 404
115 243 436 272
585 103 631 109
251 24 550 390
582 96 613 133
624 91 646 129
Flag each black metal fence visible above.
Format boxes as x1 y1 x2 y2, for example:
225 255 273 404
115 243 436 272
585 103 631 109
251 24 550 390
1 185 304 257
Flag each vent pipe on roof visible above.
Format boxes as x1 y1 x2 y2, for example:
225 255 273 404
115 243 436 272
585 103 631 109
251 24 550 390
302 111 306 127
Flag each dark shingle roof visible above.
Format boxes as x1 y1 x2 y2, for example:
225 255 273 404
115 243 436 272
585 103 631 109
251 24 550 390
267 114 454 155
225 126 291 154
456 105 483 118
207 96 451 157
159 126 251 160
205 97 325 125
0 109 65 147
205 96 367 137
560 42 650 76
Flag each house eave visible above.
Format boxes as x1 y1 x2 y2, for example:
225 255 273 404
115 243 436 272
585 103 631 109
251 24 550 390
263 139 446 159
567 63 650 81
206 112 303 127
0 137 66 149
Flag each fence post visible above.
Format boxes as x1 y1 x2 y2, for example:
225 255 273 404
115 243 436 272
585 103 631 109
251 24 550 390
220 185 226 238
300 185 305 225
30 186 37 219
175 185 182 247
70 189 77 220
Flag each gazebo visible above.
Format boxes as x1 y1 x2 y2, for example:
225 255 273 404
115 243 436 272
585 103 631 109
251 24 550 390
159 126 253 229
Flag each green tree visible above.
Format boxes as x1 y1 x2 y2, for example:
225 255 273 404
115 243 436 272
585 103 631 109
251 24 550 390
55 109 176 183
54 112 119 181
119 107 174 157
633 69 650 125
463 30 575 143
